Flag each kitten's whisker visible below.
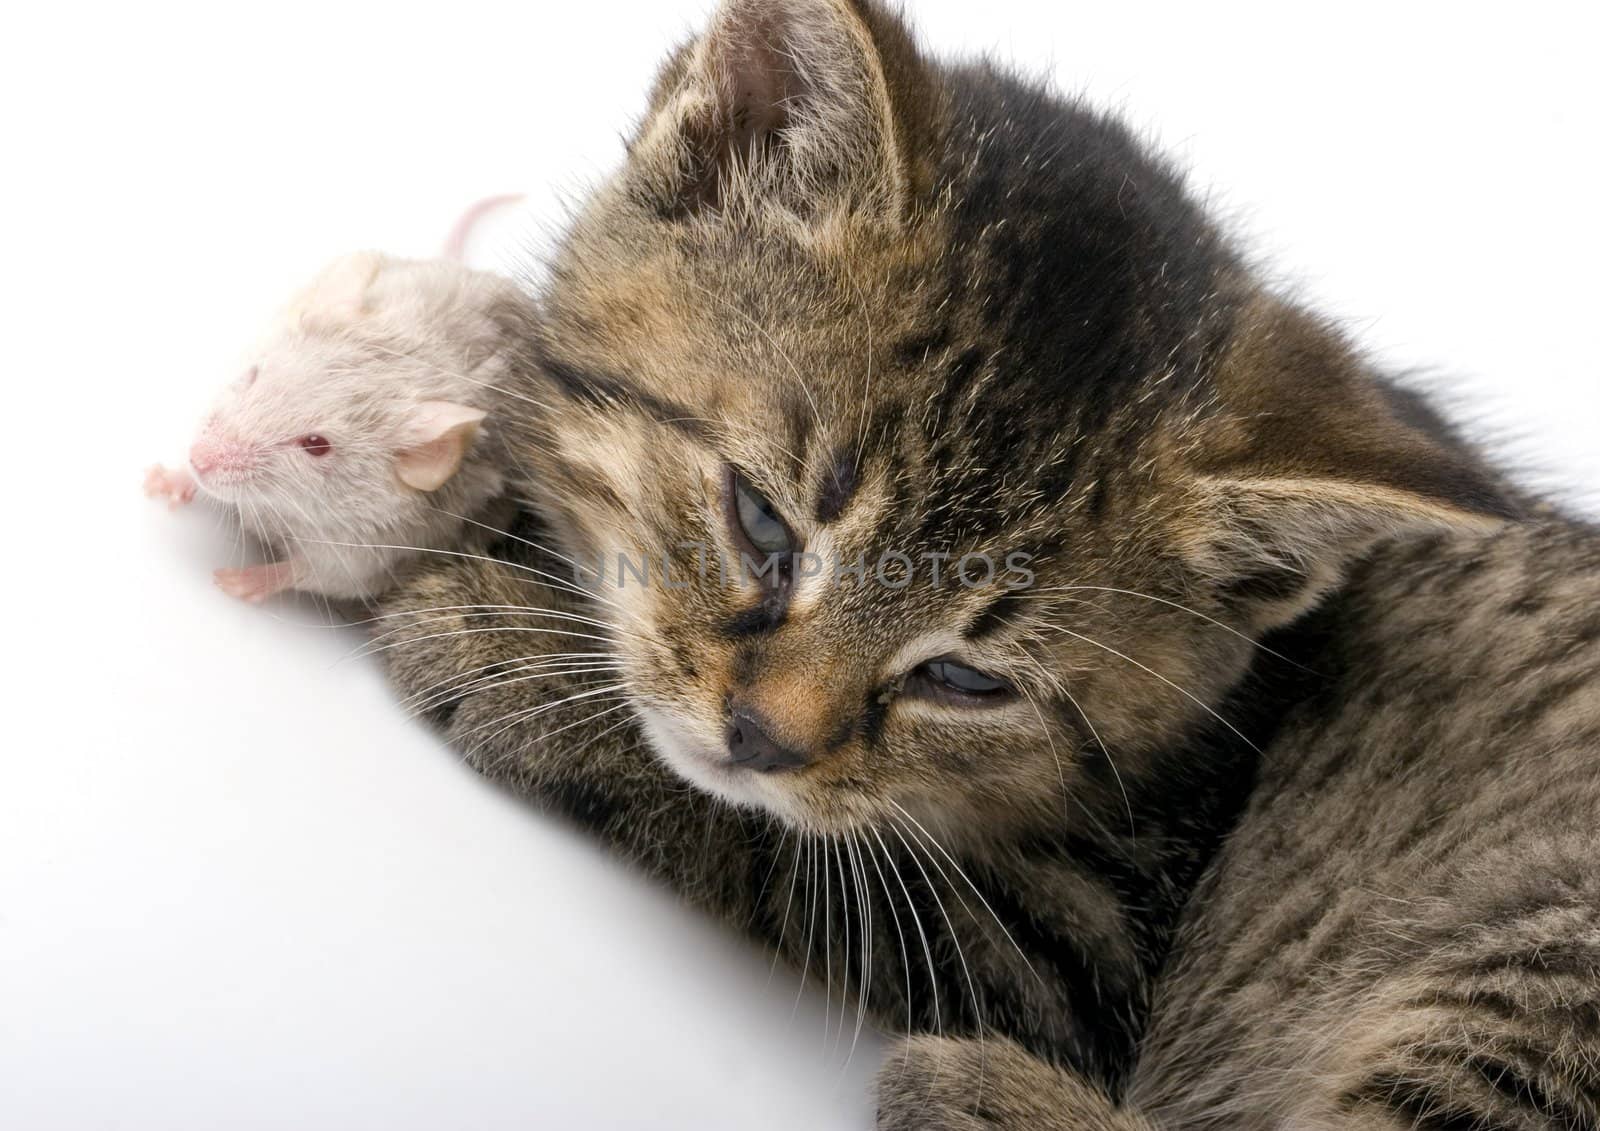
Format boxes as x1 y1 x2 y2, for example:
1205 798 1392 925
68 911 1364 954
861 828 917 1068
751 819 789 934
423 505 589 578
406 663 625 720
359 621 601 664
831 838 851 1056
346 604 604 629
888 817 985 1049
1025 584 1306 668
870 824 943 1045
1035 671 1135 840
279 491 370 602
768 829 805 987
1009 660 1083 830
459 693 619 772
845 270 876 471
459 679 626 740
791 833 821 1026
459 682 627 747
843 831 873 1074
473 701 637 775
289 535 628 614
358 606 639 660
403 653 615 708
359 626 622 664
889 802 1043 988
480 700 636 770
395 650 612 706
821 831 834 1049
1050 626 1261 753
889 822 991 1117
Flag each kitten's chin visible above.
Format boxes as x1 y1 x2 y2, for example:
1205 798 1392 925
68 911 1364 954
634 701 807 825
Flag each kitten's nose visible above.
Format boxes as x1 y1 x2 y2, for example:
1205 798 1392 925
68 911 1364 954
725 708 809 773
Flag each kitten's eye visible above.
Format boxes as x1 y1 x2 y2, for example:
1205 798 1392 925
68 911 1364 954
913 659 1014 705
729 469 795 557
297 434 332 457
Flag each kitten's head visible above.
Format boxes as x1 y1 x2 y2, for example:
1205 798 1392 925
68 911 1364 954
528 0 1512 837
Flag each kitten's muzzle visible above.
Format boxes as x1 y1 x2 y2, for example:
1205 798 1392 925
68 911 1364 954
724 708 810 773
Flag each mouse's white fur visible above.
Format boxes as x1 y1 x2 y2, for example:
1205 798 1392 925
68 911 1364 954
148 252 532 602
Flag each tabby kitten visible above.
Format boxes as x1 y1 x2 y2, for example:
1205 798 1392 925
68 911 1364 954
377 0 1599 1126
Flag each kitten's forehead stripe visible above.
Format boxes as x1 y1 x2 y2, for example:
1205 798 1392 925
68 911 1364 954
966 589 1026 642
816 449 861 524
892 323 953 369
779 393 816 481
538 353 709 440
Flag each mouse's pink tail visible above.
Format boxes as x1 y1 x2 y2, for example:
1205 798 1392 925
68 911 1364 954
443 193 524 262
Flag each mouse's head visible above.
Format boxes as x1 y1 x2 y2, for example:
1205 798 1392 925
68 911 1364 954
190 252 500 537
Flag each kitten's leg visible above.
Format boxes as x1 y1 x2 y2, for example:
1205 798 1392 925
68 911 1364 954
877 1035 1152 1131
144 464 197 508
215 560 299 603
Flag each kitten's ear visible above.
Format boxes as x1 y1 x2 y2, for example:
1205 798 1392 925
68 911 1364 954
1185 300 1517 631
294 251 386 328
394 402 487 492
626 0 936 221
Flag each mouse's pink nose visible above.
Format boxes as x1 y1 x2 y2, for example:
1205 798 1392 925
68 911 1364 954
190 436 254 478
188 439 221 476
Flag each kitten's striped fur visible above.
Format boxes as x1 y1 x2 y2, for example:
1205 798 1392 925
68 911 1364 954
1131 524 1600 1130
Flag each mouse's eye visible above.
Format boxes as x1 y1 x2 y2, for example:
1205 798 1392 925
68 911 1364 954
297 434 332 457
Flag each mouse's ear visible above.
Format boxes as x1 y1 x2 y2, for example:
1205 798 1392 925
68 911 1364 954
395 401 488 492
295 251 385 329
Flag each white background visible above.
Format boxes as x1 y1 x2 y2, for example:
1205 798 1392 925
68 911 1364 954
3 2 1596 1128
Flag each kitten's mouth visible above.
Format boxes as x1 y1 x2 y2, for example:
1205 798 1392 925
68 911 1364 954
634 702 807 822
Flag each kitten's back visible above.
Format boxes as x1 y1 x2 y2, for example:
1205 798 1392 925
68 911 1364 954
1134 520 1600 1129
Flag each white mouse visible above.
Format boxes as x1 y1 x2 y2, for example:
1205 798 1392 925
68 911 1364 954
145 251 534 603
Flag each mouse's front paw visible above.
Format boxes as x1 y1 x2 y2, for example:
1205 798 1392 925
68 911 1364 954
144 464 197 509
215 562 296 604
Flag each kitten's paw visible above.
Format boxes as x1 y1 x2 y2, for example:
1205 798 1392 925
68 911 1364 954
876 1035 1145 1131
144 464 197 509
215 562 295 604
877 1035 995 1129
